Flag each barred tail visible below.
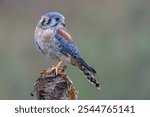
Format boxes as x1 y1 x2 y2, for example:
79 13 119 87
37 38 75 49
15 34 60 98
76 57 100 89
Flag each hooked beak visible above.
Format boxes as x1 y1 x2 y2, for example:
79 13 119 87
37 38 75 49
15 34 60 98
60 20 65 27
61 22 65 27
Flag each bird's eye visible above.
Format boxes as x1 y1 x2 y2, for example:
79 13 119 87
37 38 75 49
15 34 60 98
55 18 60 21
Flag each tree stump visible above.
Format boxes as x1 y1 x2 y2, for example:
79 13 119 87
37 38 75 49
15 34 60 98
31 66 78 100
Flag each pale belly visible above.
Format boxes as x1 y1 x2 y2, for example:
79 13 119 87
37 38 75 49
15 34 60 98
34 27 70 63
35 38 70 63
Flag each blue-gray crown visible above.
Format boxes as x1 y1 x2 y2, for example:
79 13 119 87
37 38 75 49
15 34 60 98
43 12 65 20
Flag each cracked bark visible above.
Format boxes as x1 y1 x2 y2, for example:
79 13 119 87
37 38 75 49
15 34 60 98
31 66 78 100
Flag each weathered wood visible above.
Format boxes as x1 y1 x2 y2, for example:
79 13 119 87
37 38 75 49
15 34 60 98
31 66 78 100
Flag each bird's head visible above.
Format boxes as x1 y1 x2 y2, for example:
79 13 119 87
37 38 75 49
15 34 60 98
37 12 65 31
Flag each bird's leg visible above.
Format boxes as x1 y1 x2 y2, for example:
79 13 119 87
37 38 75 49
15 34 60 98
47 60 63 75
53 60 63 75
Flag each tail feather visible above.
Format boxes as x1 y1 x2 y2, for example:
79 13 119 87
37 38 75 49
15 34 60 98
77 58 100 89
78 58 97 75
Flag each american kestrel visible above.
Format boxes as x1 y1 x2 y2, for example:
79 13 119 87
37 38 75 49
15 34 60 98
34 12 100 89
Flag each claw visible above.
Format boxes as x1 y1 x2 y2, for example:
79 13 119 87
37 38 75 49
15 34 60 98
46 60 63 75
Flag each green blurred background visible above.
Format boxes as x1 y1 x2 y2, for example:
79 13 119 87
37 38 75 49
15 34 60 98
0 0 150 100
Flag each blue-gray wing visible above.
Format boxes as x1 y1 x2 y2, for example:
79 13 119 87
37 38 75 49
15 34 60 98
54 33 81 58
54 32 98 87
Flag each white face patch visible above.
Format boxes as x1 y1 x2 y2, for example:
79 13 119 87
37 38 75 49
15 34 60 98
50 18 56 27
56 23 64 29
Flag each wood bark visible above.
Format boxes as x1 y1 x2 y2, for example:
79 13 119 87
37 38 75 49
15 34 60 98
31 66 78 100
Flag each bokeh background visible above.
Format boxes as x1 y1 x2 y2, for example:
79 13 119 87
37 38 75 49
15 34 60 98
0 0 150 99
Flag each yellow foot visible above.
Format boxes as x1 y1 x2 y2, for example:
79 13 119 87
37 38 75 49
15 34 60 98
46 65 65 75
41 61 65 76
45 66 58 75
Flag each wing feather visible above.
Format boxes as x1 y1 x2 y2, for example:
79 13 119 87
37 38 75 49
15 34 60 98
54 31 80 58
57 28 73 42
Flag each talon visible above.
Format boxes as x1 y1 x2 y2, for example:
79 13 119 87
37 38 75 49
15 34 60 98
46 60 64 75
46 66 57 74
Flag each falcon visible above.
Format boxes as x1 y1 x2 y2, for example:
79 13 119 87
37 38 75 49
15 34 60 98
34 12 100 89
